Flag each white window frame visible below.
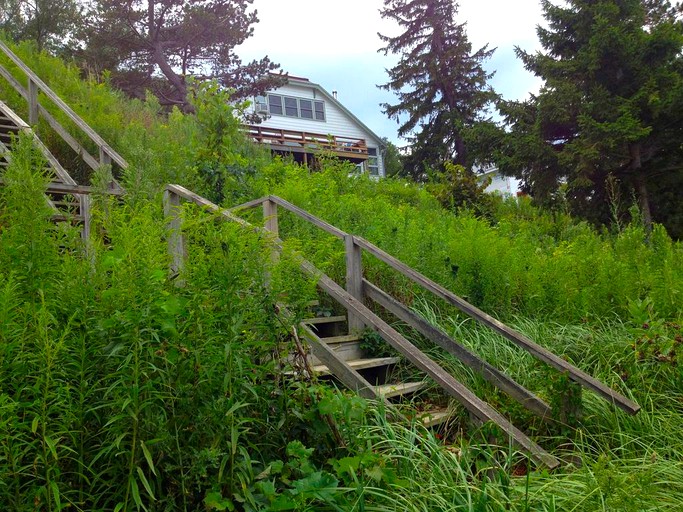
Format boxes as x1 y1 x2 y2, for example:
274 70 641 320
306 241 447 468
266 94 325 122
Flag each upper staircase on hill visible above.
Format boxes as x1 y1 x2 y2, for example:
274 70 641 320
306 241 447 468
0 40 641 471
0 40 124 235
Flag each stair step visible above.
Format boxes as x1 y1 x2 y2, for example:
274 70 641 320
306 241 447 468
375 381 425 399
419 408 451 427
311 356 400 375
302 315 347 325
322 334 359 344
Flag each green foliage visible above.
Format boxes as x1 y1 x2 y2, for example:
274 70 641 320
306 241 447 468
2 42 683 511
381 137 403 178
426 162 494 216
378 0 496 179
0 0 81 53
190 81 270 204
499 0 683 234
80 0 283 109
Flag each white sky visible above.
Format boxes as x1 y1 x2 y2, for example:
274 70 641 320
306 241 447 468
237 0 546 145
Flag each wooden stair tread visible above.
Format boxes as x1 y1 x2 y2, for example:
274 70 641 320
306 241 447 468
302 315 347 325
419 408 451 427
321 334 360 344
311 356 400 375
375 381 425 398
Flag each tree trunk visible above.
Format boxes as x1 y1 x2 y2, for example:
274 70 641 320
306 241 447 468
634 171 653 234
630 143 653 234
148 0 189 109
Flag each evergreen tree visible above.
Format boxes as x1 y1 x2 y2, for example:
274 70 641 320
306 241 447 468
378 0 495 181
498 0 683 233
80 0 284 110
0 0 81 52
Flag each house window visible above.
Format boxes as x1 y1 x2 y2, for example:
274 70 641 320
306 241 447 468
299 99 313 119
268 94 283 115
284 96 298 117
314 101 325 121
254 95 268 113
266 94 325 121
367 148 379 176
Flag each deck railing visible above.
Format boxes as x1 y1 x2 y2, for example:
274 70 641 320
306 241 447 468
244 124 368 159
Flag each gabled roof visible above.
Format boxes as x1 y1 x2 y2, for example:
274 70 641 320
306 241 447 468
282 76 386 149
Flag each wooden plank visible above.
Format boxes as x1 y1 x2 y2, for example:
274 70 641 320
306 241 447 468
229 196 268 212
298 259 560 469
302 315 347 325
353 235 640 416
263 199 279 237
300 323 378 399
375 382 425 398
0 42 128 170
363 279 552 418
269 195 347 239
312 357 400 375
0 179 124 196
80 194 91 240
321 334 359 343
345 234 365 332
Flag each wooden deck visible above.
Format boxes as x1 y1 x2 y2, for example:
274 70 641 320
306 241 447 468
244 125 369 162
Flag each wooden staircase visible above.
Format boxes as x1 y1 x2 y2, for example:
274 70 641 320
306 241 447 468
163 186 642 470
0 100 87 228
0 41 125 231
0 41 642 472
299 308 450 423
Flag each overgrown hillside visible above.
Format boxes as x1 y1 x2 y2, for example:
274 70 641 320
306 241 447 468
1 42 683 511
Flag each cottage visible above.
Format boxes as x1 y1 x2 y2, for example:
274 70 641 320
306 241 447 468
244 76 385 177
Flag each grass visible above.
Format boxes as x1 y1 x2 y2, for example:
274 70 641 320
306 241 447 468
1 40 683 510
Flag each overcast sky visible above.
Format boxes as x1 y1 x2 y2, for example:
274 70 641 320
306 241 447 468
237 0 546 145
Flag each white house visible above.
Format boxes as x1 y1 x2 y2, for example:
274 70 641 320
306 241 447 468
478 165 522 197
244 76 385 177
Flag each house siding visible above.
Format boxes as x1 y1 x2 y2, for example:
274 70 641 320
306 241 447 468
246 81 385 177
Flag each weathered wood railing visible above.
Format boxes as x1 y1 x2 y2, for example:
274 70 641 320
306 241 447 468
0 40 127 178
244 125 369 160
162 186 641 468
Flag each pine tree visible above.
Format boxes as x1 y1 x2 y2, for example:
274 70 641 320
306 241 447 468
498 0 683 233
80 0 284 110
0 0 81 53
378 0 495 181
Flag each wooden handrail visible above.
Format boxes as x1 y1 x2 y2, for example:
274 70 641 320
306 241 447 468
162 184 561 469
0 179 124 196
0 40 128 171
227 193 640 416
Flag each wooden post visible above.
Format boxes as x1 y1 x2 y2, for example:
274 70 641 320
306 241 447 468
163 189 186 282
28 78 38 125
263 198 279 287
99 147 112 167
80 194 91 241
263 198 279 237
345 234 364 332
